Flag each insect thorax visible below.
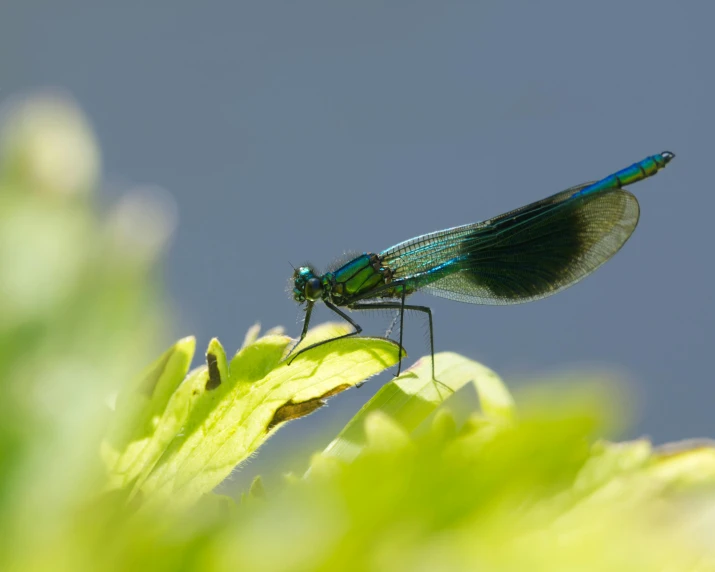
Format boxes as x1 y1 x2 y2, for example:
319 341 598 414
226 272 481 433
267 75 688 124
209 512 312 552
324 253 395 305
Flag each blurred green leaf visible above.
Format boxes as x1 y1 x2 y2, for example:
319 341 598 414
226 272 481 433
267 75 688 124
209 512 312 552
220 386 715 572
0 92 168 570
102 336 197 492
320 351 514 463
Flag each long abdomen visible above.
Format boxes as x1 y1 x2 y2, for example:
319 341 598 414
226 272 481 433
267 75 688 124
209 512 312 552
574 151 674 197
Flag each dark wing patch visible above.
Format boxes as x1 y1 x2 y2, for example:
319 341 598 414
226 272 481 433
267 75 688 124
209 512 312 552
423 187 640 304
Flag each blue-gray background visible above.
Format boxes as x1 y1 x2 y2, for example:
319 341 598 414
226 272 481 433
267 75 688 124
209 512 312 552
4 1 713 485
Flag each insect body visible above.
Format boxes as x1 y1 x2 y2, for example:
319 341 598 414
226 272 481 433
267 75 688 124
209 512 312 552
290 151 675 378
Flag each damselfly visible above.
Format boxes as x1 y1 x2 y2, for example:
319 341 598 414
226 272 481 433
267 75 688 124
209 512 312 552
289 151 674 378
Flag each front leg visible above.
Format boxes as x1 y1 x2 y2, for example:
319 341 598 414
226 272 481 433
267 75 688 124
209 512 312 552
285 301 314 361
286 301 363 364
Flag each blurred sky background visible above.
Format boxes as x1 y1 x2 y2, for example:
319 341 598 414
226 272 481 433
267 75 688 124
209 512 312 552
3 1 713 485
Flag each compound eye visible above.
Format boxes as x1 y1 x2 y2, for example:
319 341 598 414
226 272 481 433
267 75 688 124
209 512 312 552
305 277 323 301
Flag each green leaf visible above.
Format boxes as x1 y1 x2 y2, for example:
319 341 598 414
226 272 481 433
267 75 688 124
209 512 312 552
104 323 403 509
101 336 196 491
571 439 652 498
320 351 515 463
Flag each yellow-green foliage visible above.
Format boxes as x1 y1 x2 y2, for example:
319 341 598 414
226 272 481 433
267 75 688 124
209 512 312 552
1 94 715 572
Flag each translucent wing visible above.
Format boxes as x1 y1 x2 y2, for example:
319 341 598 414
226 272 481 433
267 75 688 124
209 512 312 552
379 183 640 305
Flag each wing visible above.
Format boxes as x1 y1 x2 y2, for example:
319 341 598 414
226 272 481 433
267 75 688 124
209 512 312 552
379 183 640 305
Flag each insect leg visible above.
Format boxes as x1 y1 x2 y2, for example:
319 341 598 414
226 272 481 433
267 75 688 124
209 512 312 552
350 299 436 380
285 301 314 361
286 301 363 364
